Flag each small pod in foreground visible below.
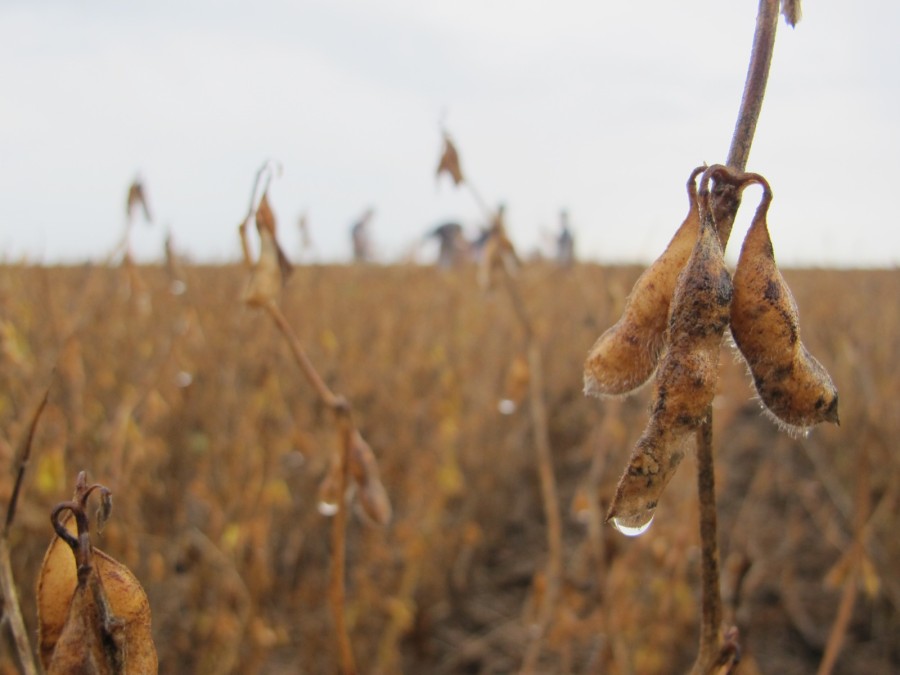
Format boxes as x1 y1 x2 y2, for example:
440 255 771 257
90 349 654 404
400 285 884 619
584 165 706 398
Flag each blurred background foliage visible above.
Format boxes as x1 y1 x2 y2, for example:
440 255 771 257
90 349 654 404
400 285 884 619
0 262 897 674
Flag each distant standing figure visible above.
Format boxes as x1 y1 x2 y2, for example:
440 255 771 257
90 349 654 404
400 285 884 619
556 209 575 267
351 208 375 263
428 222 468 268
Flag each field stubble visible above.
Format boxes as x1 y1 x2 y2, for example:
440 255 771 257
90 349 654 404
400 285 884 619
0 262 897 674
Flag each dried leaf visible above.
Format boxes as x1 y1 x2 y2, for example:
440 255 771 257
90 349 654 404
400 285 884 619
436 135 464 186
125 180 152 223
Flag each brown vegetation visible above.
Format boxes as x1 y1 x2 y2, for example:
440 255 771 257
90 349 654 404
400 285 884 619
0 261 897 673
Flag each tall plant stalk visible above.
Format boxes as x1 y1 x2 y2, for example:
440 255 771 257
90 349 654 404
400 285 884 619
263 299 359 675
0 389 49 675
450 176 563 671
692 1 780 671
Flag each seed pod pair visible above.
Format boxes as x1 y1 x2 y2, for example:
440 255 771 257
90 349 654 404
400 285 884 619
584 165 706 398
38 473 157 674
606 173 733 529
729 174 839 434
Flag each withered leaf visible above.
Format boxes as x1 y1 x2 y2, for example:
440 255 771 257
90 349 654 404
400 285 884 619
436 135 464 186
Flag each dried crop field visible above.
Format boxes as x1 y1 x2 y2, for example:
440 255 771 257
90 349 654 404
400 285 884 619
0 261 897 674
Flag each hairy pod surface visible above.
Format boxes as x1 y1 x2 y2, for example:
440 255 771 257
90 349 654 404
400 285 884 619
730 184 839 433
584 166 706 398
606 193 731 531
651 196 732 431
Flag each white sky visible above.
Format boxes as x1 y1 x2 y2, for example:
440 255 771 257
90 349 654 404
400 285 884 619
1 0 898 267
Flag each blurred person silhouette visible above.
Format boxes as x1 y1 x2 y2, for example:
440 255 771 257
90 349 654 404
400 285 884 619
426 221 468 268
350 207 375 263
556 209 575 267
296 210 317 262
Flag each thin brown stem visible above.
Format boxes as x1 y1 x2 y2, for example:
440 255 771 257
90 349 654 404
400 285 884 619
465 181 493 222
330 405 358 675
4 388 50 535
726 0 780 172
817 434 870 675
0 540 38 675
692 412 724 674
494 265 562 674
0 388 50 675
263 300 342 409
692 3 781 672
256 299 357 673
714 0 780 246
518 337 564 674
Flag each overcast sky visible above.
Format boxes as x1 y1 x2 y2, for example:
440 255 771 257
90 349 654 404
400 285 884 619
1 1 898 267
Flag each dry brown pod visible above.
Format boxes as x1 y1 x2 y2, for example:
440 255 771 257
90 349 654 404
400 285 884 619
242 192 292 307
606 171 733 533
37 474 157 674
584 165 706 398
348 431 392 526
650 167 734 430
605 419 690 535
729 174 839 434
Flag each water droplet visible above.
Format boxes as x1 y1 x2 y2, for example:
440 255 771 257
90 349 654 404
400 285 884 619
317 501 339 517
175 371 193 388
610 511 655 537
498 399 517 415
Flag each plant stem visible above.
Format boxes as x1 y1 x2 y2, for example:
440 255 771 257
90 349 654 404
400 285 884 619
715 0 780 247
693 411 723 672
693 2 780 672
263 301 342 409
0 389 49 675
260 299 357 673
492 262 563 674
331 405 358 675
0 540 38 675
4 389 49 535
463 182 563 671
726 0 780 173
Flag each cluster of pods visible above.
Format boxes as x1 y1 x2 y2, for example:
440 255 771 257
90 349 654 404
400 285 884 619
584 164 839 534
